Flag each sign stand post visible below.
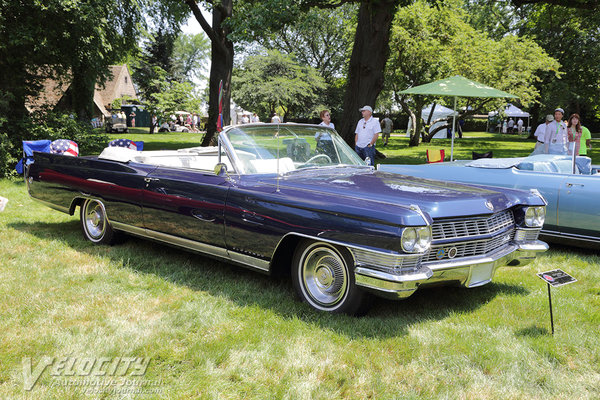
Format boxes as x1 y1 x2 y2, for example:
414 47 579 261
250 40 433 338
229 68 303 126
537 269 576 335
546 283 554 335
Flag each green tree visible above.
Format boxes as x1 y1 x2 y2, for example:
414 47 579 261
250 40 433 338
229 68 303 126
232 50 326 121
172 33 211 83
387 0 559 145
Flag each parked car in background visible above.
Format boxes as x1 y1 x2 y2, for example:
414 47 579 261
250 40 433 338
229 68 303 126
26 124 548 314
379 154 600 247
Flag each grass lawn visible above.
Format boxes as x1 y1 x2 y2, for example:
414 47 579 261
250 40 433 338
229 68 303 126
1 133 600 398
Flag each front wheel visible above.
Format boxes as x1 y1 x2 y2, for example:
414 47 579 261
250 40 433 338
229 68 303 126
291 240 371 315
80 199 116 244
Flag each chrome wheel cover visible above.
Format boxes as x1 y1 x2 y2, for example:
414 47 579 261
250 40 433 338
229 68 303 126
84 200 106 241
301 244 348 308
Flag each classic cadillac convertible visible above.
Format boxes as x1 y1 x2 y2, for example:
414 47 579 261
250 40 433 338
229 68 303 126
26 124 548 314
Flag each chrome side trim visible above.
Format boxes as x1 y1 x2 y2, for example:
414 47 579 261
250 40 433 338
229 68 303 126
111 221 270 273
541 229 600 244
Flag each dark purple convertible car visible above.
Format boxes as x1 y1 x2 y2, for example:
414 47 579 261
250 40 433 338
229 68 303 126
26 124 548 314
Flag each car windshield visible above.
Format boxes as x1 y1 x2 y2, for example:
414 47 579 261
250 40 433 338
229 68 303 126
222 124 367 174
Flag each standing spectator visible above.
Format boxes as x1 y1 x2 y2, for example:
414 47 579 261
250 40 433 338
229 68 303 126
566 113 583 156
580 124 592 156
192 113 198 132
517 118 524 134
241 114 250 124
177 114 184 126
507 118 515 134
457 117 465 138
502 120 508 134
544 108 568 154
185 113 192 129
151 115 157 133
316 109 335 156
129 110 136 127
271 113 281 123
251 113 260 123
533 114 553 151
354 105 381 166
380 115 393 146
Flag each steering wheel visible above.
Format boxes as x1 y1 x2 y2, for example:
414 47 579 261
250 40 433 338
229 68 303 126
301 153 332 166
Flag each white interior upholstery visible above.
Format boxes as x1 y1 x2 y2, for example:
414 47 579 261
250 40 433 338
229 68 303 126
98 146 232 172
250 157 295 174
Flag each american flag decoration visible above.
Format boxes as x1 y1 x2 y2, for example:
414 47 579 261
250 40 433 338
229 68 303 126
109 138 138 151
50 139 79 157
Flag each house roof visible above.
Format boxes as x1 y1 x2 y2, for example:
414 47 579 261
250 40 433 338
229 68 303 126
25 64 138 117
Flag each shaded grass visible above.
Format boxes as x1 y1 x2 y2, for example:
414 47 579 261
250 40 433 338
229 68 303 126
2 131 600 398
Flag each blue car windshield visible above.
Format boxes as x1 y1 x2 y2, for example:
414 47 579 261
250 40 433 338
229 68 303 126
223 124 366 174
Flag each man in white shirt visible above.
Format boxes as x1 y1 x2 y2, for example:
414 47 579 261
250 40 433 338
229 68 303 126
534 114 553 151
517 118 524 134
544 108 568 154
354 105 381 166
507 118 515 134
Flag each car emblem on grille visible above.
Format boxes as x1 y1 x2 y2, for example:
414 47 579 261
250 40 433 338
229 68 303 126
436 248 445 260
485 201 494 211
447 247 458 259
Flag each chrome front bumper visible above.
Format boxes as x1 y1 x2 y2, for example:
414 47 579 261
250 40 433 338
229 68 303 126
354 240 548 299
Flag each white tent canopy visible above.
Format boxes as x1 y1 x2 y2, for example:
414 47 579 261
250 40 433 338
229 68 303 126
488 103 530 118
406 104 458 139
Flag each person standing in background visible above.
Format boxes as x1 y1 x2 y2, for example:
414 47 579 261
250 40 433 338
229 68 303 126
534 114 553 151
354 105 381 166
544 108 568 154
380 115 393 146
507 118 515 134
580 124 592 156
129 110 136 128
566 113 583 156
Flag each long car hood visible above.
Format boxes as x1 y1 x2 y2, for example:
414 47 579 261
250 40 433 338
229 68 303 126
256 169 543 220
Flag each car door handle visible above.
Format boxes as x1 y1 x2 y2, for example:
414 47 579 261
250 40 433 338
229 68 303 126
565 182 584 188
241 211 265 225
144 177 160 183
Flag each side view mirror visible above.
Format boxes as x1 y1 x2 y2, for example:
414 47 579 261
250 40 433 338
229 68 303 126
214 163 229 177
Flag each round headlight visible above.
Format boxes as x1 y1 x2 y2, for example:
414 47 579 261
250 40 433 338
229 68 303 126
416 226 432 252
401 228 417 252
525 206 545 227
402 226 431 253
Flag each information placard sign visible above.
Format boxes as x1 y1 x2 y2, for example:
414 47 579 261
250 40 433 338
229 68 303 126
537 269 577 287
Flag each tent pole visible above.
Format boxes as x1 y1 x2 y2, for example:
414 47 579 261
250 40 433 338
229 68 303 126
450 96 457 161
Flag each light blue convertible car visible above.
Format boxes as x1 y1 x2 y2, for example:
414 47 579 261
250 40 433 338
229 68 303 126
379 155 600 247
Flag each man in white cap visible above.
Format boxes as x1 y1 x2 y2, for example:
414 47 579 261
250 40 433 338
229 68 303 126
533 114 553 151
544 108 568 154
354 105 381 166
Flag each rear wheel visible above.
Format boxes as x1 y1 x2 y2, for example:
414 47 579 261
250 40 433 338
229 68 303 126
291 240 371 315
80 199 116 244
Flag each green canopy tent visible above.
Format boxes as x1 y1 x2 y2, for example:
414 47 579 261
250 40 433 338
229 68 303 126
400 76 518 161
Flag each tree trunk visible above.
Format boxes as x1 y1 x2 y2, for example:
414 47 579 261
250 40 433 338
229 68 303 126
199 0 233 147
70 63 96 121
338 0 398 146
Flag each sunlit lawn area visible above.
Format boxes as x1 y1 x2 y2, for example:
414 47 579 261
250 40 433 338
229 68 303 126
2 132 600 398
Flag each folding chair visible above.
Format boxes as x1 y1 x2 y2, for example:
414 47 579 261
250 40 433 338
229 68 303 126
426 149 445 163
15 140 52 174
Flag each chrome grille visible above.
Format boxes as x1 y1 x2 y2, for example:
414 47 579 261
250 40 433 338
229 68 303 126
424 229 514 262
432 211 514 240
351 248 422 275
